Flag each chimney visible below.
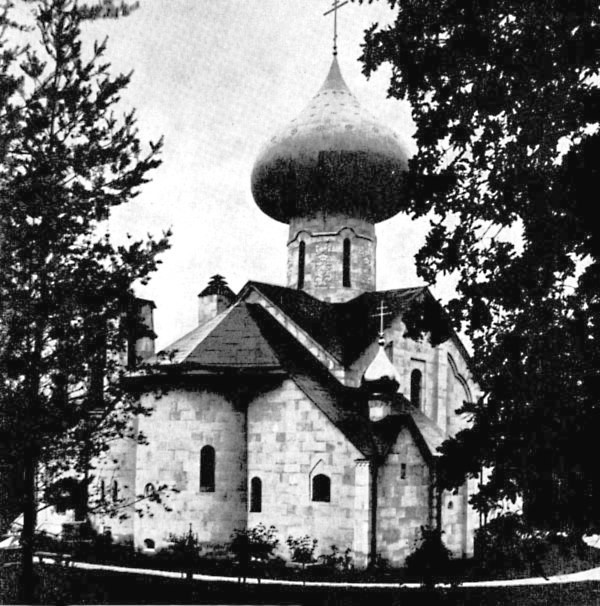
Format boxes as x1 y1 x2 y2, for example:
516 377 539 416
197 274 235 326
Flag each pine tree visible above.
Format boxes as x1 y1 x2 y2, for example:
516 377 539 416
0 0 169 599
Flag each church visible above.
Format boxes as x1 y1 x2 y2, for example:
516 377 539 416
94 53 481 568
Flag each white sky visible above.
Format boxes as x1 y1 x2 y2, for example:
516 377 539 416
77 0 440 350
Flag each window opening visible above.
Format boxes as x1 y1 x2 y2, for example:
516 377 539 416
298 241 305 289
250 476 262 512
342 238 351 287
312 474 331 502
111 480 118 502
200 445 215 492
401 463 407 480
144 483 155 498
410 369 422 409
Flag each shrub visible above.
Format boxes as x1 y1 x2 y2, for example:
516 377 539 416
405 526 452 585
319 544 353 572
230 524 279 573
286 535 318 569
166 525 203 563
474 513 554 577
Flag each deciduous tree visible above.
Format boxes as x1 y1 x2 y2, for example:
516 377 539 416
360 0 600 531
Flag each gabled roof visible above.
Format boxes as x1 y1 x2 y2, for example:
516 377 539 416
248 303 377 457
150 282 454 460
243 281 427 365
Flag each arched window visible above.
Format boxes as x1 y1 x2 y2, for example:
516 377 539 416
200 445 215 492
410 369 422 409
250 476 262 512
144 483 155 498
100 479 105 502
312 474 331 502
298 241 306 290
111 480 119 502
144 538 155 550
342 238 351 287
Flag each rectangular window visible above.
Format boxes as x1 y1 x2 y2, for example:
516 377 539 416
400 463 407 480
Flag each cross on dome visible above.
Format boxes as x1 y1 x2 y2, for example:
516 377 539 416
323 0 350 57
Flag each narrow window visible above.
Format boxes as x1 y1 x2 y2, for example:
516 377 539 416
111 480 119 502
342 238 351 287
312 474 331 502
410 369 422 409
144 483 155 498
400 463 407 480
100 479 105 502
200 445 215 492
250 476 262 512
298 241 305 290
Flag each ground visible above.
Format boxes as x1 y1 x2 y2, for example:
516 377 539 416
3 565 600 605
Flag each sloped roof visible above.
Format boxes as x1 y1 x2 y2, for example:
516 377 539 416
151 283 452 460
406 408 447 460
248 304 378 457
246 281 426 364
154 303 281 370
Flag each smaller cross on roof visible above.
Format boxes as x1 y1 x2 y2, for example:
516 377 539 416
371 300 393 344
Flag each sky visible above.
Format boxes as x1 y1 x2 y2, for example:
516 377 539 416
73 0 439 350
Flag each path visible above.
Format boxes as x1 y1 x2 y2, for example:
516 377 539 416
33 555 600 589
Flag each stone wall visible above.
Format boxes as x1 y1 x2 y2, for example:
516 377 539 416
347 316 478 438
93 422 138 543
133 387 247 552
376 427 431 565
246 379 368 564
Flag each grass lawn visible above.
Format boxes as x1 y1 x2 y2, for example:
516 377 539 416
3 565 600 605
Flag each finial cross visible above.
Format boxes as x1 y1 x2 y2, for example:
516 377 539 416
323 0 349 57
371 300 393 338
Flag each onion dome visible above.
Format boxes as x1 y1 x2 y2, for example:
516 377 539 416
361 337 400 396
251 58 410 224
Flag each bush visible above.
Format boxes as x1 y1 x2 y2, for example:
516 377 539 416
473 513 563 578
165 525 203 575
405 526 452 585
286 535 318 568
319 544 353 572
230 524 279 578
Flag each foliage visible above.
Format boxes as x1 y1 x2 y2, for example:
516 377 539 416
318 544 353 572
360 0 600 530
286 534 318 567
0 0 169 599
405 526 452 584
230 524 279 567
165 525 203 565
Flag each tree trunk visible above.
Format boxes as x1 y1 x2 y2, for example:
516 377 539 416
20 446 37 603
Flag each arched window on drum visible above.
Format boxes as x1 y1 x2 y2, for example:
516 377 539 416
410 369 423 409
